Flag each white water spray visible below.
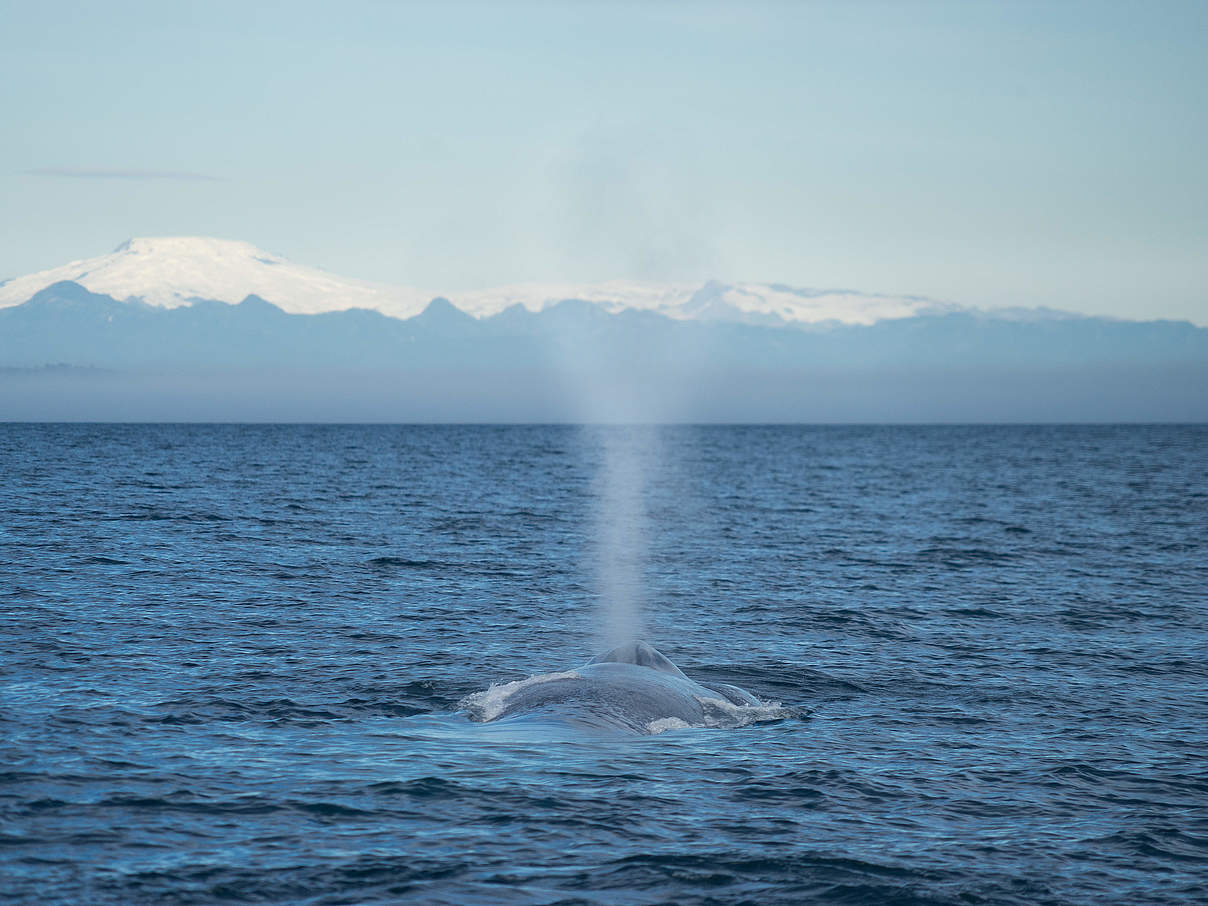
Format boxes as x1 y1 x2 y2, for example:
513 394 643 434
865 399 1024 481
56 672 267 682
592 425 658 649
542 286 716 652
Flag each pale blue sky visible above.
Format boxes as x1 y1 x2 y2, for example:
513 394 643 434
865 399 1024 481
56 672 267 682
2 0 1205 322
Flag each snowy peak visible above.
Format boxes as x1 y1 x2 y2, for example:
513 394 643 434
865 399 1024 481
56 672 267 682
0 237 433 319
112 236 266 257
108 237 292 275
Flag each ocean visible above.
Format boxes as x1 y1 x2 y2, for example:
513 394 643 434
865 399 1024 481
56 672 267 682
2 424 1205 904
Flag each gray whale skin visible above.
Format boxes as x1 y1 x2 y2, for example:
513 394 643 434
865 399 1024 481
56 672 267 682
465 641 769 734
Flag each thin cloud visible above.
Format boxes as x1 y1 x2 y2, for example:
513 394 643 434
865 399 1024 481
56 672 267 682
26 167 220 182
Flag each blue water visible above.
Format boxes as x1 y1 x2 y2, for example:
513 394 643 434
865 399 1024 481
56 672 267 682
2 424 1206 905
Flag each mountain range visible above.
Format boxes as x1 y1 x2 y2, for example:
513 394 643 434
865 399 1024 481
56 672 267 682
0 236 958 325
1 238 1205 421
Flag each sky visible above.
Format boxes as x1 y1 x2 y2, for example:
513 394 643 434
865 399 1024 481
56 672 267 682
2 0 1205 323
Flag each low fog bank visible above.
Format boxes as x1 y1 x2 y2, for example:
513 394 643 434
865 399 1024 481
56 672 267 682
3 363 1204 423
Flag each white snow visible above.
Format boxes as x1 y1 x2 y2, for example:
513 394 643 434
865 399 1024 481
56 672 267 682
0 237 433 319
449 279 954 325
450 280 700 318
0 236 958 326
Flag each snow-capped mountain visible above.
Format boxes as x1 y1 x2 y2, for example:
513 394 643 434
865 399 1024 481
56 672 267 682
0 237 956 326
0 237 434 319
4 253 1205 422
453 279 956 326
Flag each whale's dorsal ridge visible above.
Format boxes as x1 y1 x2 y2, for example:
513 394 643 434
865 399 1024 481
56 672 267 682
585 640 688 679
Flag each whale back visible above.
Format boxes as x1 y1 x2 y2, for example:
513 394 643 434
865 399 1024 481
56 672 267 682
585 640 688 679
461 639 795 734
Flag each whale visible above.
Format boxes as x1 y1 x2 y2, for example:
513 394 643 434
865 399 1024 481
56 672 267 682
461 641 792 734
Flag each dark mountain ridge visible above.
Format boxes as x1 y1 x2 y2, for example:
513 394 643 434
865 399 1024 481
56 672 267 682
4 280 1205 371
2 282 1205 421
